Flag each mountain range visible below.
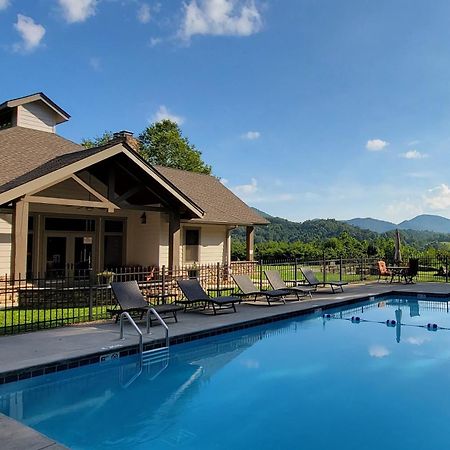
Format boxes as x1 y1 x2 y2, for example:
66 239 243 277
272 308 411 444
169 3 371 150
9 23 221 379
346 214 450 234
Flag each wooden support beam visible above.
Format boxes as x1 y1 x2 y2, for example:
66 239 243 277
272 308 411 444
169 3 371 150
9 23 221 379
25 195 116 212
71 175 118 212
13 199 29 277
115 185 141 203
246 226 255 262
168 212 181 269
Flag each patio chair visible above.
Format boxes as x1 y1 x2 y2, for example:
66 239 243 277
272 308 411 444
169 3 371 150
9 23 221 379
377 261 392 282
264 270 315 299
402 258 419 284
176 279 240 314
232 274 290 305
109 281 182 324
300 268 348 293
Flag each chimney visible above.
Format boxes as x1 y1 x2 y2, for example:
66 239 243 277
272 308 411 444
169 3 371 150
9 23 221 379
113 130 140 152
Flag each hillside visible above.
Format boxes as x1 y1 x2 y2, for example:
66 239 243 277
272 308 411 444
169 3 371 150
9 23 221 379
398 214 450 233
233 210 450 249
347 214 450 234
346 218 396 233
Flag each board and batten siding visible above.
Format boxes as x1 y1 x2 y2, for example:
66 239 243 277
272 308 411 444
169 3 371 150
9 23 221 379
17 103 56 133
0 213 12 277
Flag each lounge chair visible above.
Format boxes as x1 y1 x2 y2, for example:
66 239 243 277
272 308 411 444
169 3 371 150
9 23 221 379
402 258 419 284
377 261 392 282
300 268 348 293
176 279 240 314
232 274 290 305
109 281 182 324
264 270 315 298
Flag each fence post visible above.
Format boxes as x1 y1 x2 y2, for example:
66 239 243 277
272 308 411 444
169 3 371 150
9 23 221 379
162 265 166 298
322 252 326 284
339 256 343 282
216 262 220 292
446 256 449 284
259 259 263 290
294 258 298 284
88 276 93 321
360 257 364 282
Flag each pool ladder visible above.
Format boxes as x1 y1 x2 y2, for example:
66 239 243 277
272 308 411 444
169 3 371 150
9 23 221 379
119 309 170 363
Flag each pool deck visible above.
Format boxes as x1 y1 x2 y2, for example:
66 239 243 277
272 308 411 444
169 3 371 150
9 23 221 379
1 282 450 382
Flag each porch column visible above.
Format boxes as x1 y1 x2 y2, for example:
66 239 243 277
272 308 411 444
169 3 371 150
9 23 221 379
168 212 181 269
225 227 232 265
13 198 29 277
246 226 254 261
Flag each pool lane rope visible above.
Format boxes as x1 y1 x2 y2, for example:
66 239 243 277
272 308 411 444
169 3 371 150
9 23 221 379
322 313 447 331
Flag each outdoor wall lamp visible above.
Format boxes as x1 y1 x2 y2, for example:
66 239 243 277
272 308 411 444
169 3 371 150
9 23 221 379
140 212 147 224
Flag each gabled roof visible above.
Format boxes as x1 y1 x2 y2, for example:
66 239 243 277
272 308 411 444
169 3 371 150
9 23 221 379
0 93 70 124
0 127 203 217
0 126 267 226
155 166 269 226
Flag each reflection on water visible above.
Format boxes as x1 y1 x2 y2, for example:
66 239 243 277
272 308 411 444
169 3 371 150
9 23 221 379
1 296 450 450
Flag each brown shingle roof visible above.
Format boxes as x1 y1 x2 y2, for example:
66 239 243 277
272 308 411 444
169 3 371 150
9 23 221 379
0 126 91 193
155 166 269 225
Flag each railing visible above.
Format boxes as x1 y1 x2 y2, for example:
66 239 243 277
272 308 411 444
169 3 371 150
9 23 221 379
119 311 147 356
148 308 169 348
1 255 450 335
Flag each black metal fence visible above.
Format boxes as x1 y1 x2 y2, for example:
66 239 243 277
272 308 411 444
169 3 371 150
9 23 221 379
1 256 449 335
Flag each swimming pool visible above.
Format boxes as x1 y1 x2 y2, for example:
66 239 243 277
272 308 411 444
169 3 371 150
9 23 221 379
2 295 450 449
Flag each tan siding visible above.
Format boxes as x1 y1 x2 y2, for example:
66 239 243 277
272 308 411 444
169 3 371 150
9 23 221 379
17 103 56 133
126 211 160 266
35 178 91 200
0 213 12 276
199 225 226 264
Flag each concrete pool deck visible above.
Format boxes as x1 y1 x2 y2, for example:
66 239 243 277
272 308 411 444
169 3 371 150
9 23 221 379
1 282 450 381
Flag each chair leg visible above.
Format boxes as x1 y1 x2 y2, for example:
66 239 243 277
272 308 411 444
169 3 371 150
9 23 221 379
232 302 236 313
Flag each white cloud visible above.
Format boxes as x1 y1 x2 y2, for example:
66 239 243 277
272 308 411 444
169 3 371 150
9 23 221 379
58 0 97 23
406 336 430 346
233 178 258 195
89 56 101 71
180 0 262 40
13 14 46 52
149 37 162 47
242 130 260 140
424 184 450 210
137 3 151 23
220 178 229 185
408 140 420 146
366 139 389 151
152 105 185 125
400 150 428 160
369 345 390 358
0 0 10 11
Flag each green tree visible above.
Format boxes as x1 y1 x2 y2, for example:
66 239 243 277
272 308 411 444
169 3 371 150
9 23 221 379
81 131 114 149
139 120 212 174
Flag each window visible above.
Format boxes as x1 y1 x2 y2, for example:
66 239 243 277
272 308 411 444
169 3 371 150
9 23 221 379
103 219 125 268
45 217 95 232
184 229 200 262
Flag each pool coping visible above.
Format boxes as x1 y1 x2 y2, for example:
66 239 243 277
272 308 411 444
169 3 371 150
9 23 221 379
1 288 448 385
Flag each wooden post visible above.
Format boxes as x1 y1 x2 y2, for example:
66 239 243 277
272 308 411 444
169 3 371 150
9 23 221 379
13 198 29 278
246 226 254 262
168 212 181 269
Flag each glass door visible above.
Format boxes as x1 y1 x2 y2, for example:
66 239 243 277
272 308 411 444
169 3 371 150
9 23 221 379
73 237 93 279
46 236 67 279
45 235 95 279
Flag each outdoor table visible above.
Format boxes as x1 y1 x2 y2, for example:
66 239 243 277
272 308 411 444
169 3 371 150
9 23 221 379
387 266 408 283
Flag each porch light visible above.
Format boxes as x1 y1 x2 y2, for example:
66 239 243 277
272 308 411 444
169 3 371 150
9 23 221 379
140 212 147 224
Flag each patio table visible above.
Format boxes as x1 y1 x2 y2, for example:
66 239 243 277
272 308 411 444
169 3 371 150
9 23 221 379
387 266 408 283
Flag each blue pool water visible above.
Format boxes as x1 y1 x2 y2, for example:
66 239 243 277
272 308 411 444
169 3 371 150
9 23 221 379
2 295 450 449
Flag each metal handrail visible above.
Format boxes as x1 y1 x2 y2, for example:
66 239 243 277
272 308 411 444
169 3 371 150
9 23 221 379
147 308 170 348
120 311 147 355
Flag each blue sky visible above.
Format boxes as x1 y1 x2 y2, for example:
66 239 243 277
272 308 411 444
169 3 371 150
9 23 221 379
2 0 450 223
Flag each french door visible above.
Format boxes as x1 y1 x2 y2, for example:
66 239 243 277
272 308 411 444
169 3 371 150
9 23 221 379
45 234 95 279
